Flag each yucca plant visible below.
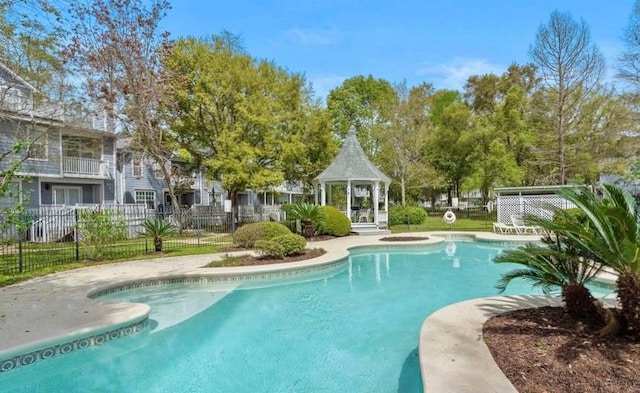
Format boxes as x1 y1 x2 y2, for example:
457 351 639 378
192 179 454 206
143 218 176 252
287 203 325 237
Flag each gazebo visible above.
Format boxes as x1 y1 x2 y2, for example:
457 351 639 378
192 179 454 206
313 128 391 231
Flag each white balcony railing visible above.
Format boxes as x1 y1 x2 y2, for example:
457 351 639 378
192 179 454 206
62 157 104 176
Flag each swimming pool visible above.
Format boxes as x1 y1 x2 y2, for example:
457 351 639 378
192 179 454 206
2 240 545 393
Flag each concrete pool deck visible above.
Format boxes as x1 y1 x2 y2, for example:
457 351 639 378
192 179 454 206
1 231 553 390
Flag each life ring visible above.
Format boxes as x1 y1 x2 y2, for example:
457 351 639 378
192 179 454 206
443 210 456 225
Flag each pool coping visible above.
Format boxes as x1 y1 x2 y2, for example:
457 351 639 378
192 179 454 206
0 231 550 380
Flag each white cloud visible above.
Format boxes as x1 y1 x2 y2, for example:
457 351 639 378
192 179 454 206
308 74 347 102
415 58 506 91
283 26 341 46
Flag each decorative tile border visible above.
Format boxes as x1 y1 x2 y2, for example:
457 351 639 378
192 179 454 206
589 278 617 291
88 259 346 299
0 319 148 373
1 258 347 373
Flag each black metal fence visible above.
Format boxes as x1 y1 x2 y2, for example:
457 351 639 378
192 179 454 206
0 197 576 275
0 204 266 275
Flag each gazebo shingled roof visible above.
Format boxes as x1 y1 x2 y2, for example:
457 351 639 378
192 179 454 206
314 129 391 183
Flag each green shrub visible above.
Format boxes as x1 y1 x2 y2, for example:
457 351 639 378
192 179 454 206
389 206 427 226
234 221 291 248
274 233 307 256
553 207 587 225
280 203 296 216
317 205 351 236
78 209 128 260
254 239 285 259
255 233 306 258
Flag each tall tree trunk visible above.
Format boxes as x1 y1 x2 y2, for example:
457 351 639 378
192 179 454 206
561 282 600 320
617 272 640 336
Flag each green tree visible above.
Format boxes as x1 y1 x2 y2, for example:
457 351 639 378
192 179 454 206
465 64 541 188
425 90 477 204
377 81 443 205
530 11 605 185
0 0 66 98
326 75 398 156
463 132 523 205
164 35 310 206
279 96 339 192
0 0 66 233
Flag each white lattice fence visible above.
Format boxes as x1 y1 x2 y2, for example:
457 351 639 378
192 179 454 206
496 195 575 223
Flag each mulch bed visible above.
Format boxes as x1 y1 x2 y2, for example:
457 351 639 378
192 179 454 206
483 306 640 393
379 236 429 241
215 248 327 266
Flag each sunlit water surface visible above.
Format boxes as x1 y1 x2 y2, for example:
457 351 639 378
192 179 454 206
2 241 556 393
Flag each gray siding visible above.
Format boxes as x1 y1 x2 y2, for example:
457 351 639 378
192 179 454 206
119 152 165 207
117 151 222 207
23 180 39 209
0 120 62 177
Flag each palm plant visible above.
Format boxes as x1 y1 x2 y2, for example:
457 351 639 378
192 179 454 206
287 203 325 237
143 218 176 252
494 234 604 321
527 185 640 336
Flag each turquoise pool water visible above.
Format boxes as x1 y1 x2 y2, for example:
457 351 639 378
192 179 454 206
2 241 546 393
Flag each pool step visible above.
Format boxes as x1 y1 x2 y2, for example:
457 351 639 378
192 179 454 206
351 228 391 236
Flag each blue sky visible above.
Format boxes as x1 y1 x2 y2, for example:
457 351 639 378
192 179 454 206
162 0 636 100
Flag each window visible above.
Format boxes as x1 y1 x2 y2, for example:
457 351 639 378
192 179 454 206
62 136 100 159
52 186 82 205
18 126 48 160
209 192 223 207
152 162 164 179
135 190 155 209
132 155 142 178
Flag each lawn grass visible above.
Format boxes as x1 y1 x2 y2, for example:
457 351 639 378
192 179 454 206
390 215 494 232
0 243 230 288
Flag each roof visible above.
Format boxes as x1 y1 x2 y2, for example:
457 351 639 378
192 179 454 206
0 62 38 93
314 128 391 183
599 174 640 195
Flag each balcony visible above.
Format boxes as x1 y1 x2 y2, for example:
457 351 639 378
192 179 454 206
62 157 109 177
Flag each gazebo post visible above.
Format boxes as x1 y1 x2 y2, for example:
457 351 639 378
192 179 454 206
373 181 379 226
346 180 352 221
384 183 389 213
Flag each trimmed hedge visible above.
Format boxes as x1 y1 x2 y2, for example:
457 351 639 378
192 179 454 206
276 233 307 255
388 206 427 226
234 221 291 248
317 205 351 236
255 233 306 258
254 239 285 258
